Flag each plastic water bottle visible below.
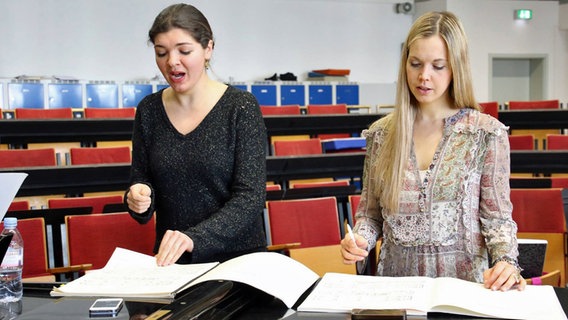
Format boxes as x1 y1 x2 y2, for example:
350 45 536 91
0 218 23 319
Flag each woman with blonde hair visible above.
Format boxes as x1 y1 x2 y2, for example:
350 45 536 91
341 11 525 291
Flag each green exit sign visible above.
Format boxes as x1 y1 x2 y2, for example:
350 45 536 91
515 9 532 20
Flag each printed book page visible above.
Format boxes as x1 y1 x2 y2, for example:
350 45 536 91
297 273 567 320
51 248 320 308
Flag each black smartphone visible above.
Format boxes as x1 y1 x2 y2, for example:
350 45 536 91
89 298 124 318
351 309 407 320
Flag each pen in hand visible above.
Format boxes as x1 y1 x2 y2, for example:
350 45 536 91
346 223 357 246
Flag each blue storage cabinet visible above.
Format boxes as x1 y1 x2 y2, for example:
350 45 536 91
8 82 45 109
122 83 153 107
48 83 83 108
336 84 359 105
229 83 248 91
86 83 118 108
156 83 169 92
308 84 333 105
280 84 305 106
251 84 277 106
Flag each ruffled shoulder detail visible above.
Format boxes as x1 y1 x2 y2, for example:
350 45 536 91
362 114 392 138
451 109 509 136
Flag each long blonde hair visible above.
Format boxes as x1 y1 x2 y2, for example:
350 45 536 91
373 11 480 212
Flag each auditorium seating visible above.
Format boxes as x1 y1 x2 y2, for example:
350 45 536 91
15 108 73 119
507 100 561 150
10 108 78 156
288 244 356 276
1 217 91 282
84 107 136 118
7 200 29 212
306 104 351 139
15 217 53 280
48 194 123 214
272 138 337 186
260 105 301 116
69 146 131 165
348 195 361 225
345 194 381 276
273 138 322 156
545 134 568 178
546 134 568 150
261 105 309 145
508 135 537 178
479 101 499 119
265 188 357 276
82 110 136 148
0 148 57 168
510 188 567 285
290 180 350 189
551 178 568 188
508 134 536 150
266 197 341 249
510 177 568 189
307 104 348 114
65 212 156 270
508 100 560 110
266 184 282 191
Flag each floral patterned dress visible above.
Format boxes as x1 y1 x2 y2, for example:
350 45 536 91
354 108 519 283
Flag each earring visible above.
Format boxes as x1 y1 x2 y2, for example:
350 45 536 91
205 60 210 70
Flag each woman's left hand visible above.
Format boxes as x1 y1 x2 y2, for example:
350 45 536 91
155 230 194 266
483 261 526 291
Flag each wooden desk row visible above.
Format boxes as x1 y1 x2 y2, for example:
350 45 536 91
0 154 364 196
0 109 567 146
0 114 380 146
498 109 568 130
1 151 567 197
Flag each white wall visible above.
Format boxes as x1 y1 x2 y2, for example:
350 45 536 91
415 0 567 104
0 0 411 106
0 0 566 106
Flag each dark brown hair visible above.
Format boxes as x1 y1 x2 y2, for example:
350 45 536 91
148 3 214 49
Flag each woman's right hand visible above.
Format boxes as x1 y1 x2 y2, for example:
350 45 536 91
340 232 369 265
126 183 152 214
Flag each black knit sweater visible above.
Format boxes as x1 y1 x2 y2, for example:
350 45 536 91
126 86 267 263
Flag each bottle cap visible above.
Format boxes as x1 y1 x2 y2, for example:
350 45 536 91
3 217 17 228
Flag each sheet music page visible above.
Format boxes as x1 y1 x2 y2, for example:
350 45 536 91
0 173 28 220
297 273 432 313
298 273 567 320
51 249 318 305
192 252 319 308
102 247 157 269
429 277 568 320
51 248 218 298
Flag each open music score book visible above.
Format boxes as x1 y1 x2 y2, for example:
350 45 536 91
297 272 567 320
50 247 319 307
49 248 567 319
